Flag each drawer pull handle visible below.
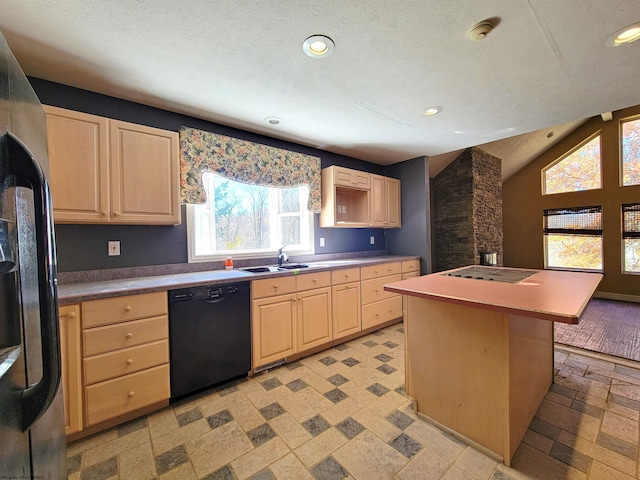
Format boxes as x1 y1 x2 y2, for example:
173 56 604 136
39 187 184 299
126 359 134 365
374 270 379 274
124 305 132 312
68 312 76 318
313 278 317 282
375 289 379 293
345 274 350 278
128 391 135 398
101 211 107 216
126 332 133 339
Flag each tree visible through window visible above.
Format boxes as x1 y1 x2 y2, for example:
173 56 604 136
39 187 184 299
542 135 602 194
622 117 640 186
543 206 603 271
187 172 314 261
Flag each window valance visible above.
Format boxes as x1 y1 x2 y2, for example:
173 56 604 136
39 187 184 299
179 127 321 213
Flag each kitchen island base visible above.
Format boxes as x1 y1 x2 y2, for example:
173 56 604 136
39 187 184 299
404 296 553 466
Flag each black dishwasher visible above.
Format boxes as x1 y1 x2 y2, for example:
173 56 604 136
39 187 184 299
168 281 251 399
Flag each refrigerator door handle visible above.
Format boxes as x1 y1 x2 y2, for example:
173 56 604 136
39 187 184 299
4 132 61 431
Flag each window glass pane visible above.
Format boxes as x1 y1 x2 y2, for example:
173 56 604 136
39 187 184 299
280 188 300 213
625 239 640 273
545 234 603 271
280 216 300 244
189 172 313 260
543 136 601 194
622 118 640 186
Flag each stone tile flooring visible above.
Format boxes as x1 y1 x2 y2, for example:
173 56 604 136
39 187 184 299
67 325 640 479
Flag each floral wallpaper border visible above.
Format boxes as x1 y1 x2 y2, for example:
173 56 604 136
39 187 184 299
179 127 321 213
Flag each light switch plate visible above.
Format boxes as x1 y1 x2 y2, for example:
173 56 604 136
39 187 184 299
108 241 120 256
319 237 325 247
370 236 375 245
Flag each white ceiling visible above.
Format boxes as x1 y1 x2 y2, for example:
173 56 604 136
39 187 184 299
1 1 639 179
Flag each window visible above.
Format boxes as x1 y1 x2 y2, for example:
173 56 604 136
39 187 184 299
622 117 640 186
187 172 314 262
623 204 640 273
542 135 602 194
543 206 603 271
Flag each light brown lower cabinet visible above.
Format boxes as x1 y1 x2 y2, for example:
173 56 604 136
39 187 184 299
252 293 297 367
332 283 361 339
252 272 332 369
297 287 332 351
361 262 403 330
58 304 83 435
81 292 170 429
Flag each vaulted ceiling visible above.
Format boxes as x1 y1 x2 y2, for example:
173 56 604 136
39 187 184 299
1 1 639 179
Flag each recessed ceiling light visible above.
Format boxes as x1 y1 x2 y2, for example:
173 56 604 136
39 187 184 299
605 23 640 47
424 106 443 116
303 35 335 58
264 117 282 125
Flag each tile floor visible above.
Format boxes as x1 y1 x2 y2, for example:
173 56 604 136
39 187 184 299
68 324 640 479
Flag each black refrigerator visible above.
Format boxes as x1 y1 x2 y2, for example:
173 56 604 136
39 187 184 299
0 30 66 479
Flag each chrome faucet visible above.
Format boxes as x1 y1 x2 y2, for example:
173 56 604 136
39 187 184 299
277 245 289 266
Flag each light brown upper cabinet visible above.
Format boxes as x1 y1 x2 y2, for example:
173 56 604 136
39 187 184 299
370 174 401 228
320 166 400 228
43 106 180 225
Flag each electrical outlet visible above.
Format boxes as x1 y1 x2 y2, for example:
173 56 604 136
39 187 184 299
319 237 325 247
108 241 120 256
370 236 375 245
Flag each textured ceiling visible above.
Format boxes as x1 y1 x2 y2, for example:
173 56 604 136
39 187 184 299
1 0 639 179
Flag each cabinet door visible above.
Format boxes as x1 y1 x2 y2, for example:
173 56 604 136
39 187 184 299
332 283 361 339
44 106 109 224
252 294 297 368
59 304 83 435
109 120 180 224
333 166 370 189
370 174 386 227
297 287 332 352
385 177 401 228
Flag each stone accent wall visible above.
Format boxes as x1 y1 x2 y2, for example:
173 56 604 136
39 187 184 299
433 147 503 271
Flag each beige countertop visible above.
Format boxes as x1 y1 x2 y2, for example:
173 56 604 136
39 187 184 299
58 255 419 304
384 265 603 324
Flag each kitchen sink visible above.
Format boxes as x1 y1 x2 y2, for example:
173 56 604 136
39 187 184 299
241 266 282 273
240 264 310 273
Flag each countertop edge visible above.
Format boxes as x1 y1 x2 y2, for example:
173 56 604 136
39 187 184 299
58 255 420 304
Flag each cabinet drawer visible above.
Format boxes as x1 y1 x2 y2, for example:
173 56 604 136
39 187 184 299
84 340 169 385
402 259 420 273
252 276 296 299
85 364 169 426
82 291 167 328
402 271 420 280
362 296 403 330
83 316 168 356
333 166 370 188
361 262 402 280
296 271 331 291
361 274 402 305
331 267 361 285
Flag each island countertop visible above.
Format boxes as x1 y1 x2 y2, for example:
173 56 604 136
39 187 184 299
384 265 603 324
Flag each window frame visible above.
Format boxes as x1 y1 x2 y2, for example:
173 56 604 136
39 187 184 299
542 206 604 273
620 114 640 187
186 173 315 263
541 131 602 195
622 203 640 274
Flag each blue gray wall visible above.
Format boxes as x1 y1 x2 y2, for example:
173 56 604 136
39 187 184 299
386 157 432 274
30 78 390 272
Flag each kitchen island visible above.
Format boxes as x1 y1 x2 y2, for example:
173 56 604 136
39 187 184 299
384 265 602 466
